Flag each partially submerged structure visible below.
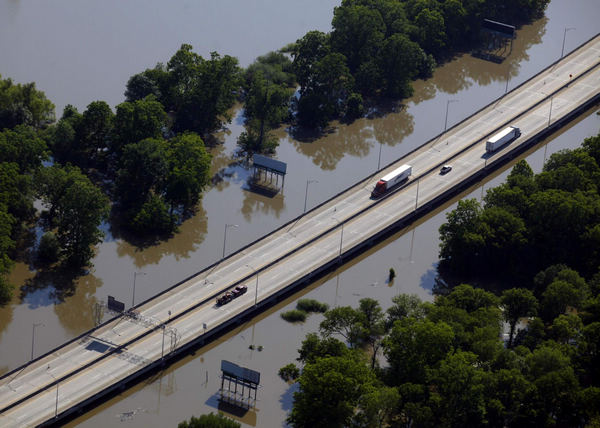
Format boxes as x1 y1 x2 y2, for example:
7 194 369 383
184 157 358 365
473 19 516 63
248 154 287 196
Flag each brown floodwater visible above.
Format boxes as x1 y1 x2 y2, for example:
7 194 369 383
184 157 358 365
62 108 600 428
0 0 599 426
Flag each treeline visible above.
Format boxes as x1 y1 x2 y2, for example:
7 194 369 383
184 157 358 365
126 0 551 154
0 75 110 303
438 134 600 283
0 0 552 304
286 0 549 128
282 134 600 427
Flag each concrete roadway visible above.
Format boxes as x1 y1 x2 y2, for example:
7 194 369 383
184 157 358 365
1 34 599 427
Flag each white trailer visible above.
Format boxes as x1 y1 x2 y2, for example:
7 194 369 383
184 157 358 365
486 126 521 152
371 164 412 198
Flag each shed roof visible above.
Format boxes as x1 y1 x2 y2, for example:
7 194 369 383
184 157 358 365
253 154 287 175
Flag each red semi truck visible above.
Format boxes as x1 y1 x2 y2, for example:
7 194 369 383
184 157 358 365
371 164 412 198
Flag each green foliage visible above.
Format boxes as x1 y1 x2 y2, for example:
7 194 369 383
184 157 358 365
330 4 386 73
36 165 109 267
0 204 15 305
0 274 12 305
124 65 167 102
131 194 176 235
112 96 167 156
278 363 300 382
297 333 349 365
0 161 36 226
238 71 292 155
165 133 211 212
295 52 354 128
386 293 427 329
281 309 308 323
320 305 364 347
501 288 538 347
0 125 48 172
177 412 240 428
288 268 598 428
290 30 331 92
438 198 483 275
114 130 210 234
429 351 488 426
244 51 295 88
115 137 169 210
441 139 600 282
165 45 242 136
384 316 454 385
287 132 598 424
288 354 377 428
355 386 400 428
0 74 55 129
296 298 329 313
286 0 548 128
237 129 279 156
38 231 60 264
344 92 364 121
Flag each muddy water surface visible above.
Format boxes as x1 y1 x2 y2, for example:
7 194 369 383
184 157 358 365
0 0 599 426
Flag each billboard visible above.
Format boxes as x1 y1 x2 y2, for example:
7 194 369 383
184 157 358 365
221 360 260 385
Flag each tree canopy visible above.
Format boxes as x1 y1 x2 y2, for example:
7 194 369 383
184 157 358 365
177 412 240 428
285 134 600 427
0 74 55 129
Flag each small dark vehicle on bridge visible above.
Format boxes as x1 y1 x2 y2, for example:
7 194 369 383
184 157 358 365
216 285 248 306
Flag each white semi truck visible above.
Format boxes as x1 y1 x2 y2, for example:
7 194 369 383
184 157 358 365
486 126 521 152
371 164 412 198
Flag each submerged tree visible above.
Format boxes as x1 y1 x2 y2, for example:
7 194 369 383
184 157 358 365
36 165 109 267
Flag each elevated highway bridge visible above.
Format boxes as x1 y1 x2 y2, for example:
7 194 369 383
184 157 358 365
1 33 599 427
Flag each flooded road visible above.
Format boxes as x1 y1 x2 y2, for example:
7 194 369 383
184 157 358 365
0 0 599 426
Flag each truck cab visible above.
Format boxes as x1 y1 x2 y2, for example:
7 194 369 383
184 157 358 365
371 180 387 198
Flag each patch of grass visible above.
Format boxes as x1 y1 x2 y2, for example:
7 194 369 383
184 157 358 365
297 298 329 314
281 309 308 322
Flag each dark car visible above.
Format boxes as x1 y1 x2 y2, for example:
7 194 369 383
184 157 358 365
232 284 248 296
440 165 452 174
216 291 233 306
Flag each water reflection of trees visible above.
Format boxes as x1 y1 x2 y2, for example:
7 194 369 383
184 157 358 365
369 102 415 148
0 302 14 349
114 202 208 269
289 120 374 171
285 16 547 169
412 17 547 104
287 99 415 170
19 266 102 306
240 191 285 222
53 272 103 335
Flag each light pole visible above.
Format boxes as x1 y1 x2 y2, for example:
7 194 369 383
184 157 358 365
548 97 554 127
132 271 146 307
246 264 259 306
415 178 420 210
377 142 383 170
31 322 43 360
331 217 344 260
444 99 458 132
46 366 59 418
222 224 238 259
161 324 166 360
304 179 318 213
561 27 575 58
